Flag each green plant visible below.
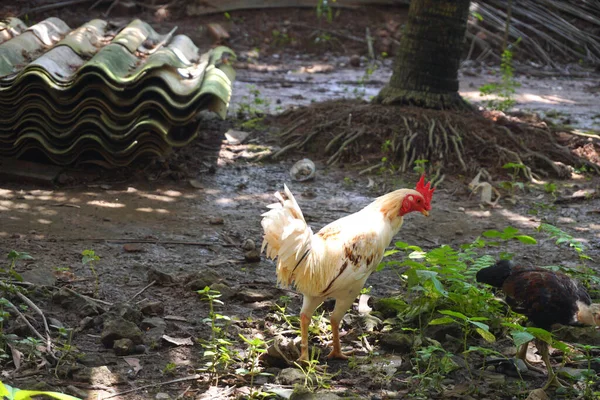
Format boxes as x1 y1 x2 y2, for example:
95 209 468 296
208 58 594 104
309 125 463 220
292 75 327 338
409 344 458 395
237 334 271 397
537 223 591 261
294 348 334 392
0 380 81 400
197 287 234 384
413 159 429 175
316 0 337 23
237 85 271 119
479 38 521 111
571 344 600 399
162 362 177 376
429 310 495 352
81 250 100 297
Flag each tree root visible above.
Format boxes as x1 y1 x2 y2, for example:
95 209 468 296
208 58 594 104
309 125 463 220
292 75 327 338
267 101 599 180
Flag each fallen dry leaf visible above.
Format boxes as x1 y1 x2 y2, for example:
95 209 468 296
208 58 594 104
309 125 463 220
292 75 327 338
162 335 194 346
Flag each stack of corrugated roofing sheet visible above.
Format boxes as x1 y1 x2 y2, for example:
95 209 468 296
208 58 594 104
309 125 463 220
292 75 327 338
0 17 235 167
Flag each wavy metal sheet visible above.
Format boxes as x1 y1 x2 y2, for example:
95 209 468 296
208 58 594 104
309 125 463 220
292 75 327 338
0 17 236 166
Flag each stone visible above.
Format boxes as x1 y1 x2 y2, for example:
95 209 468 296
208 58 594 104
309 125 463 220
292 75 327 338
278 367 306 385
557 366 588 380
78 354 110 367
155 393 171 400
113 338 134 356
244 249 261 262
140 301 164 316
123 244 144 253
66 385 89 399
237 288 273 303
184 269 222 291
209 217 224 225
242 239 255 251
526 388 549 400
140 317 167 331
101 317 143 348
349 54 361 67
21 266 56 286
210 282 235 300
108 302 143 324
147 268 176 286
379 333 413 353
291 392 342 400
52 288 102 317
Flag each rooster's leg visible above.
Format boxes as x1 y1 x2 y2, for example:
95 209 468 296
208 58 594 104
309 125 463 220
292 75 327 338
298 295 322 362
327 297 355 360
538 340 568 390
515 342 545 375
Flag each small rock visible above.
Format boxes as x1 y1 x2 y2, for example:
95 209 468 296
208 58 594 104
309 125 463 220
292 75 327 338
133 344 147 354
209 217 224 225
185 269 222 291
140 317 167 331
147 268 176 286
78 316 95 331
210 282 235 300
242 239 256 251
140 301 164 316
455 230 464 235
21 266 56 286
113 338 134 356
224 129 250 145
244 249 261 262
108 302 143 324
479 370 505 387
66 385 89 399
101 317 143 348
155 393 171 400
237 288 274 303
52 288 102 317
278 367 306 385
557 366 588 380
349 54 361 67
123 244 144 253
379 333 413 353
526 388 549 400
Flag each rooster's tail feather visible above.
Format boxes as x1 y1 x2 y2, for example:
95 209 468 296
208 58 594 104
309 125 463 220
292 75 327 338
261 184 313 288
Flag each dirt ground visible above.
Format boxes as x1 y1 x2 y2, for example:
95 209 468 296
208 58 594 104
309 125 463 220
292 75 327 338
1 2 600 400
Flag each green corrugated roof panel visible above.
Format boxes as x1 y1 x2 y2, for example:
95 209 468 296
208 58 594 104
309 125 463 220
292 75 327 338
0 17 236 166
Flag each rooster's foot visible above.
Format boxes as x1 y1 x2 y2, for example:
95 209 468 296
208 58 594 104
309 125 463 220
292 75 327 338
326 348 354 360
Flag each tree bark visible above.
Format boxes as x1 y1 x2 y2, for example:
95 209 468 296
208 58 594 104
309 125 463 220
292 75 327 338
375 0 472 110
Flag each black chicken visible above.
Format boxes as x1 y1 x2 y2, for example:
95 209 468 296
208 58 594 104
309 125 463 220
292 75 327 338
476 259 600 389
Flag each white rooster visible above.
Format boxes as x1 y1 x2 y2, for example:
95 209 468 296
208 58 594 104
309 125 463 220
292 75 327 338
261 175 434 361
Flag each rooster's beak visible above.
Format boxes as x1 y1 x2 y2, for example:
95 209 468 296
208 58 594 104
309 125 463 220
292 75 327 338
421 210 429 217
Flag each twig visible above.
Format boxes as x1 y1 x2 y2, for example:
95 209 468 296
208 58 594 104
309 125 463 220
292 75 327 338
5 299 55 359
14 292 52 354
39 238 236 247
104 0 120 17
132 281 156 301
175 385 192 400
365 27 375 60
18 0 98 17
63 287 112 306
100 374 202 399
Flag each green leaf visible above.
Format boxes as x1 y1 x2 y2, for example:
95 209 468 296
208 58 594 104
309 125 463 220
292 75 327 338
439 310 468 321
476 328 496 343
383 249 399 257
526 327 552 344
0 381 82 400
511 331 535 348
515 235 537 245
428 317 455 325
470 321 490 332
482 230 501 238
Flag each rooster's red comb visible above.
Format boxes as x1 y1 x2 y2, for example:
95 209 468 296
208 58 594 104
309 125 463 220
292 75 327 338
415 175 435 209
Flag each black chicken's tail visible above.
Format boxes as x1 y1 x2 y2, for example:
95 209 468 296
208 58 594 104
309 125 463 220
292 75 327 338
476 259 514 288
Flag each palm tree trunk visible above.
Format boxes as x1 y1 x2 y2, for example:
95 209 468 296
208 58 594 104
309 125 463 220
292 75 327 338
375 0 472 110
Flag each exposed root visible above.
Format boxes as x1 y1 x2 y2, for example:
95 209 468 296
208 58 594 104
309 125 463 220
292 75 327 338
265 100 599 179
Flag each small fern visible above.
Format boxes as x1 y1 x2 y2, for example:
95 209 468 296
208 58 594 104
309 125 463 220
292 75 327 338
537 223 591 260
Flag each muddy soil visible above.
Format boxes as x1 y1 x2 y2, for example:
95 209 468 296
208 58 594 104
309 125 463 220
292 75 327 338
1 3 600 400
